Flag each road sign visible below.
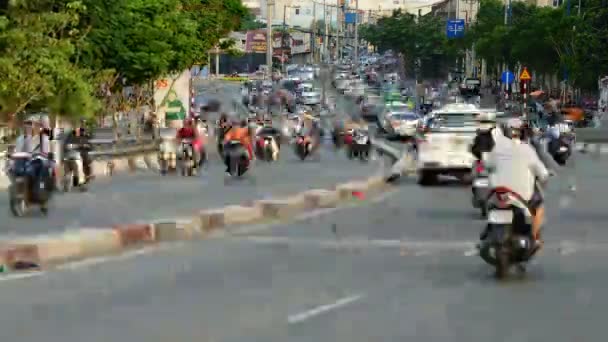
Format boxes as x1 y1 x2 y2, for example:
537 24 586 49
501 71 514 84
345 12 357 24
520 67 531 81
446 20 465 38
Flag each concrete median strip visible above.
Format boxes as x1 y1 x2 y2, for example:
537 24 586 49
0 174 393 273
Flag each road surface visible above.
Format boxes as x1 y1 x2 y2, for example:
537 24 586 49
0 79 382 238
0 146 383 238
0 153 605 341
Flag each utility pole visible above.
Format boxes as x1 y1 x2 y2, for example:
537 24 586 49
266 0 274 79
323 0 329 63
354 0 359 67
337 0 341 61
502 0 510 96
282 4 287 73
312 2 317 63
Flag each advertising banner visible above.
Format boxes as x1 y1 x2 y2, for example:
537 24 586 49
245 30 267 53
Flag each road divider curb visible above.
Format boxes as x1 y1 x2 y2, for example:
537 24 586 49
0 175 393 273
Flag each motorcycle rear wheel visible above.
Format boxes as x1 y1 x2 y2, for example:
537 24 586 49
495 247 510 279
9 185 27 217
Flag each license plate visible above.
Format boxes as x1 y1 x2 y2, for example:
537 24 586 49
559 146 568 152
488 210 513 224
473 178 489 187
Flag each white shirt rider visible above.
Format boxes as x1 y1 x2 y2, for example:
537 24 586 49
486 126 549 201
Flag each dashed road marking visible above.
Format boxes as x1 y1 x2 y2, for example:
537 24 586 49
288 293 364 324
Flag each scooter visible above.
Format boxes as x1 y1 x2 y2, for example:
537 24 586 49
255 135 276 162
8 152 53 217
179 139 196 176
347 129 371 161
158 138 177 175
295 135 311 160
62 143 88 192
478 185 544 279
471 155 490 217
549 135 573 165
225 140 249 177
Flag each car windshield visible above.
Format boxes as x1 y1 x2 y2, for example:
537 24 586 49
430 113 478 129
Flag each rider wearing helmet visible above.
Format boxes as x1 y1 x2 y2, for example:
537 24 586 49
176 117 202 167
470 112 497 160
484 118 550 247
296 112 321 152
223 118 253 172
255 117 281 160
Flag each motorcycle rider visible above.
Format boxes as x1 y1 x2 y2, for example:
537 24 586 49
175 117 202 170
13 117 53 194
295 112 321 154
470 112 497 160
64 123 93 183
255 117 281 161
223 118 253 174
484 118 550 248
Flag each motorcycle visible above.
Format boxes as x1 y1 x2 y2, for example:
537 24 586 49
62 143 88 192
158 138 177 175
255 135 276 162
548 135 573 165
179 139 196 176
295 135 311 160
225 140 249 177
347 129 371 161
471 156 490 217
8 152 52 217
478 185 542 278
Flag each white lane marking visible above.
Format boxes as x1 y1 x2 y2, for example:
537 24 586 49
56 244 180 271
236 236 476 250
288 294 364 324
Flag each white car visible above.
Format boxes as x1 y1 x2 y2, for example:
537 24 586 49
301 91 321 105
416 105 480 185
335 78 350 92
385 112 420 137
344 80 365 97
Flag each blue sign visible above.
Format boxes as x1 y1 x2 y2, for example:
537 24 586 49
345 12 357 24
501 71 514 84
446 19 465 38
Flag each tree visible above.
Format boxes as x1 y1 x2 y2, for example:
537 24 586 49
0 0 99 123
240 10 265 31
0 0 248 126
359 10 460 79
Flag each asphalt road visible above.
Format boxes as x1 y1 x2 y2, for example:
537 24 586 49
0 79 382 238
0 152 606 342
0 144 384 238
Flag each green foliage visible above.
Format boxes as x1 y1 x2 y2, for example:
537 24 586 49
0 0 98 121
0 0 247 123
240 10 265 31
359 10 459 79
468 0 608 90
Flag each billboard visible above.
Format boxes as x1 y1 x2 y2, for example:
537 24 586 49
245 30 267 53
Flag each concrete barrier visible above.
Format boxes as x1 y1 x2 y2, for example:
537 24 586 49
0 174 392 272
